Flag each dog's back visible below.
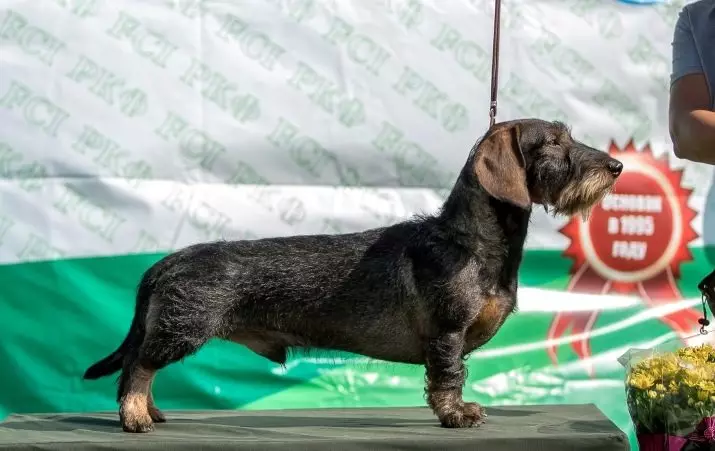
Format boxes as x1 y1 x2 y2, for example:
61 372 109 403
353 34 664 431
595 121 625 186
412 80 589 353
160 224 413 316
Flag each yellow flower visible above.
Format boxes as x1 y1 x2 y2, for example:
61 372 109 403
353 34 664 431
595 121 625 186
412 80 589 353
699 380 715 394
698 390 710 401
681 367 708 387
669 381 680 393
677 350 695 363
627 344 715 418
629 372 655 390
678 344 715 364
650 354 680 374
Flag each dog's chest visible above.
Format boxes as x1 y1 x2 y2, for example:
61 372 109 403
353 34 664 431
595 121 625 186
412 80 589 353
464 295 513 353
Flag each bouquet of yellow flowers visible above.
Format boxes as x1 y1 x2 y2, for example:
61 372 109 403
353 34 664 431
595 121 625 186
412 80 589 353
623 342 715 450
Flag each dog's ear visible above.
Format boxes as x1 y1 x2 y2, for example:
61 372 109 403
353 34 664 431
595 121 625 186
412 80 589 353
474 125 530 209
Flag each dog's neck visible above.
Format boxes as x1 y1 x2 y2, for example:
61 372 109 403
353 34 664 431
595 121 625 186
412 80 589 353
436 171 531 289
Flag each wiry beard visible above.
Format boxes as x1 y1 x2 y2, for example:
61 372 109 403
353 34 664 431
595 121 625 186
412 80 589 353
547 170 616 220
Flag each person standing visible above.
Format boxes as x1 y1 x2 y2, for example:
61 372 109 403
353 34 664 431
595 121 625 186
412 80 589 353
668 0 715 267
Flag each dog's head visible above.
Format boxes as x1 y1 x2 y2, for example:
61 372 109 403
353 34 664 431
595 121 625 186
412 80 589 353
471 118 622 217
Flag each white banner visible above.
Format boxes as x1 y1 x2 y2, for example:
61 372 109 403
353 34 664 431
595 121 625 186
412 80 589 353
0 0 707 264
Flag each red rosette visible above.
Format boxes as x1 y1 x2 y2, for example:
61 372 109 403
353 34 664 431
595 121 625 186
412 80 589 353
547 140 699 376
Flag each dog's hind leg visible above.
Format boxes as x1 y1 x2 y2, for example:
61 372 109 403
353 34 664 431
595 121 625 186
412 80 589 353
116 344 165 426
424 331 486 428
118 351 156 433
118 298 216 432
119 332 209 432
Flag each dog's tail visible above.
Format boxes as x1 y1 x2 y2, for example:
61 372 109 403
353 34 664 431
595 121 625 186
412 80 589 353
83 265 158 380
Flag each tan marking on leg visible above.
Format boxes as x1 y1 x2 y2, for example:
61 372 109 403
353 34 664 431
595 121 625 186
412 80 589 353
119 364 155 433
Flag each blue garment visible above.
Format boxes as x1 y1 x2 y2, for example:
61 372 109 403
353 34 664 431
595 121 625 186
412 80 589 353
671 0 715 107
671 0 715 265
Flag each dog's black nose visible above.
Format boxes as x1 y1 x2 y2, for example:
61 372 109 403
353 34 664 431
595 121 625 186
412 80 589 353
607 159 623 177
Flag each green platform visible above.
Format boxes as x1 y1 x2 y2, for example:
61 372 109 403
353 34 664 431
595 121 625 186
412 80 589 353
0 404 629 450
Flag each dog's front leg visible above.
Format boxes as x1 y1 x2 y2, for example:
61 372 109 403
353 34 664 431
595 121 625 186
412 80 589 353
425 332 486 428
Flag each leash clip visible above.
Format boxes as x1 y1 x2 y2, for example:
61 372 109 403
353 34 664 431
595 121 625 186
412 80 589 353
699 284 711 335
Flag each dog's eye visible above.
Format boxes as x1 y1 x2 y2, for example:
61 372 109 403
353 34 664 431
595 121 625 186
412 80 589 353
545 136 559 146
541 140 560 152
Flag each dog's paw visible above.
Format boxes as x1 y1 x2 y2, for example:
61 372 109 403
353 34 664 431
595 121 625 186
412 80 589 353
149 406 166 423
121 414 155 433
439 402 487 428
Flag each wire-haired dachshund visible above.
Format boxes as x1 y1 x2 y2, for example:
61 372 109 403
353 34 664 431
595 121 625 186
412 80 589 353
83 118 623 433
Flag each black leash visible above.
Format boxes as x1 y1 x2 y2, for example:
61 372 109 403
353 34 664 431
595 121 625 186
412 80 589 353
699 294 710 335
489 0 502 128
698 274 713 335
